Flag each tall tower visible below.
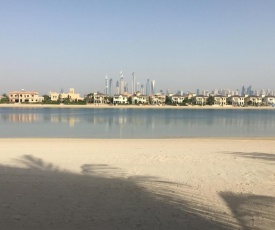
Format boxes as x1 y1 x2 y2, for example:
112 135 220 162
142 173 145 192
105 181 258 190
119 70 124 94
132 72 135 94
105 75 108 95
140 84 145 95
146 79 150 95
109 78 113 96
115 81 120 95
151 80 156 95
135 82 139 92
241 86 246 96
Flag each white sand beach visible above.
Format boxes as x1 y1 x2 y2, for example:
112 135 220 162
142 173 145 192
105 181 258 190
1 103 275 110
0 139 274 229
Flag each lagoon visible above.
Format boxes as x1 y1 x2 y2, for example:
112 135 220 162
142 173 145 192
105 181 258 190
0 107 275 138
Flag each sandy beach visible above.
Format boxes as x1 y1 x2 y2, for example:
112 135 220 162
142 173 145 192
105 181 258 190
0 139 274 229
1 103 275 110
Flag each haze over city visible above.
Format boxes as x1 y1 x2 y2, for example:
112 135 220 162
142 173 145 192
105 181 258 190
1 0 275 95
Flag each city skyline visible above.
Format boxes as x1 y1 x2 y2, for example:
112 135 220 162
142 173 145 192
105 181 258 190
1 1 275 95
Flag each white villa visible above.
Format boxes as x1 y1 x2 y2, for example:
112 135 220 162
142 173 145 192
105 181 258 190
8 91 44 103
149 94 166 105
50 88 83 102
262 96 275 106
227 95 245 106
170 95 186 104
192 95 208 105
89 92 109 104
113 94 128 104
131 93 149 104
213 95 227 106
244 96 262 106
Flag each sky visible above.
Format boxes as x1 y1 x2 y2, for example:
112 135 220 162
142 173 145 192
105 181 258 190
1 0 275 95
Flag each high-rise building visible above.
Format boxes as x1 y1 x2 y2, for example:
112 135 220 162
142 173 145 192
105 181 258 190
196 89 200 95
109 78 113 96
213 89 218 95
146 79 150 95
247 85 252 95
132 72 135 94
151 80 156 95
136 82 140 92
241 86 246 96
140 84 145 95
124 82 128 93
119 71 124 94
105 75 108 95
115 80 120 95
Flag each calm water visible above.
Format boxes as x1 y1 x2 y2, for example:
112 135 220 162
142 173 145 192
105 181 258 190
0 107 275 138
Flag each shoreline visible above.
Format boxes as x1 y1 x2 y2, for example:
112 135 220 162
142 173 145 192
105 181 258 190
0 103 275 109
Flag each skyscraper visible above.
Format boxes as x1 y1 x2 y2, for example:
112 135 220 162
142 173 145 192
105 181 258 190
247 85 252 95
146 79 150 95
105 75 108 95
115 80 120 95
241 86 246 96
119 71 124 94
140 84 145 95
109 78 113 96
132 72 135 94
151 80 156 95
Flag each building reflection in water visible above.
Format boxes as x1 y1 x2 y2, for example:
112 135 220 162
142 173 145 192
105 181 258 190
1 113 41 123
0 108 275 137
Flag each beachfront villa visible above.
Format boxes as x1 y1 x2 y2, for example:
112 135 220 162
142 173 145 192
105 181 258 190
113 94 128 104
262 96 275 106
131 92 149 104
192 95 208 105
50 88 83 102
8 91 44 103
88 92 110 104
213 95 227 106
149 94 166 105
170 95 186 104
244 95 262 106
227 95 245 106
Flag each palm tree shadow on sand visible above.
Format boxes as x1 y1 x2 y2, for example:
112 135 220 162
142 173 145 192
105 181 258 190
220 192 275 230
0 154 273 230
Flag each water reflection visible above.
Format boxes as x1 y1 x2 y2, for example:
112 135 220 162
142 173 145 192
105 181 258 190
0 108 275 138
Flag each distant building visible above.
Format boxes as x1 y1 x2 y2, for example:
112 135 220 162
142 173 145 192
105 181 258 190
115 81 120 95
192 95 208 105
50 88 83 102
109 78 113 96
213 95 227 106
120 76 124 94
151 80 156 95
262 96 275 106
131 92 149 104
146 79 150 95
89 92 109 104
8 90 44 103
227 95 245 106
170 94 186 104
244 95 262 106
132 72 135 94
149 94 166 105
113 94 128 104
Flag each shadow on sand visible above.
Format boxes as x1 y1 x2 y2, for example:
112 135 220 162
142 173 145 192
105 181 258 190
1 154 274 229
1 154 230 230
220 192 275 230
223 151 275 163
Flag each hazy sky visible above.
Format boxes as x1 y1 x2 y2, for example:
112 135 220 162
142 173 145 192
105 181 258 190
1 0 275 95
